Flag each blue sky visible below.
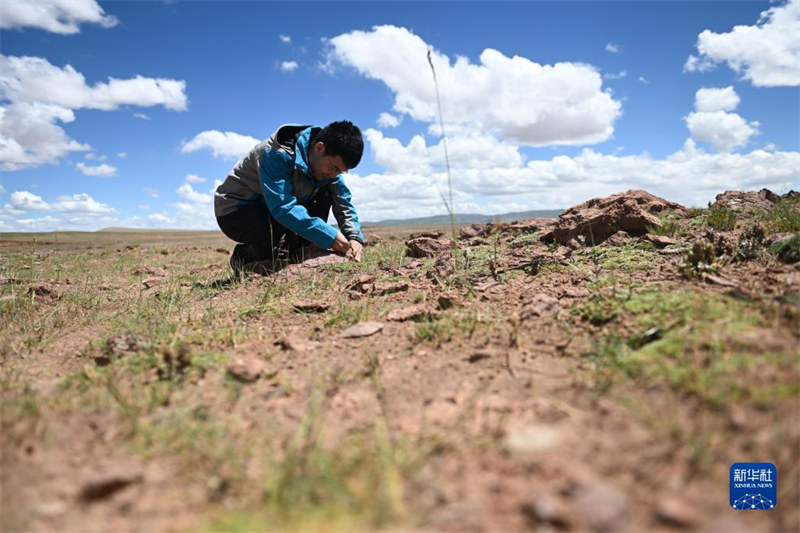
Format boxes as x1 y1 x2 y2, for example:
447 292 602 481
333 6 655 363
1 0 798 231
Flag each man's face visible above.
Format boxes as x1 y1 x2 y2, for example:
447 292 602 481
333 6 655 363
310 142 348 181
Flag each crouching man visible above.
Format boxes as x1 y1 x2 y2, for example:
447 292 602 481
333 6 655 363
215 121 365 274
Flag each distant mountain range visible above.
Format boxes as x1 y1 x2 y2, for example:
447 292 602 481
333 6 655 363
363 208 563 227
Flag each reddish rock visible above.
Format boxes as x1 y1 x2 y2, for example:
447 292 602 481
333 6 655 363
227 355 265 383
459 224 493 240
405 237 453 258
541 190 684 245
520 293 560 320
644 234 678 248
291 300 329 313
385 304 430 322
710 188 780 212
372 281 409 296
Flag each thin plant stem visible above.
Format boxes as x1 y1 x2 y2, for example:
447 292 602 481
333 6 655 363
427 48 456 242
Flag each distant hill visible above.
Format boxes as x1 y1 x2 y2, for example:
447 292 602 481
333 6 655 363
363 208 563 227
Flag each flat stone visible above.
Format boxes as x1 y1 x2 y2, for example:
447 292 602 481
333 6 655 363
275 335 316 352
385 304 429 322
656 496 701 527
341 321 384 338
572 482 630 532
79 458 144 502
141 277 160 289
504 425 562 454
291 300 329 313
704 274 738 287
226 355 265 383
372 281 409 296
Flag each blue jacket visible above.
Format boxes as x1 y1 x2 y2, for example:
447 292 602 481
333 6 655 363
215 124 364 248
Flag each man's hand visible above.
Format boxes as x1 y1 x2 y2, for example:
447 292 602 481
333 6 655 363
346 240 363 262
331 231 349 254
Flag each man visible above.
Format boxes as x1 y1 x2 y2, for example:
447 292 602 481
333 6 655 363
215 121 365 274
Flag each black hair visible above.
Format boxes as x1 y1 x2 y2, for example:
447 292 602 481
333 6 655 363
313 120 363 169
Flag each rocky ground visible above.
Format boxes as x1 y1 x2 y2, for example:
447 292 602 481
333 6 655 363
1 188 798 532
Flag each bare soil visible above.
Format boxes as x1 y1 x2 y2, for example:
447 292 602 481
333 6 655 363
1 198 798 533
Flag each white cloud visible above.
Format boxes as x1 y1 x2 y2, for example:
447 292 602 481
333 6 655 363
377 112 401 128
185 174 207 184
0 55 188 170
280 61 299 72
603 70 627 80
148 213 173 224
181 130 259 159
346 137 798 221
3 190 115 215
685 0 800 86
638 76 649 84
139 204 150 210
279 34 292 44
143 188 159 198
117 152 127 158
0 184 5 194
5 191 50 213
76 162 118 177
0 0 118 34
685 87 758 152
694 86 740 112
52 193 116 213
685 111 759 152
366 127 522 173
605 43 621 54
85 153 106 161
133 113 151 120
0 55 188 111
326 25 622 146
176 183 213 204
0 103 90 170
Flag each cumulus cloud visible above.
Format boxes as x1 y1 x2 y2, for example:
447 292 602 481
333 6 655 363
185 174 207 184
3 190 116 215
181 130 259 159
694 86 740 112
325 25 622 146
0 0 118 34
685 111 759 152
0 103 90 170
280 61 299 72
685 87 758 152
85 153 106 161
176 183 213 204
366 127 522 173
685 0 800 86
0 55 188 111
0 55 188 170
117 152 127 158
76 162 117 177
377 112 401 128
143 188 159 198
347 135 798 221
279 34 292 44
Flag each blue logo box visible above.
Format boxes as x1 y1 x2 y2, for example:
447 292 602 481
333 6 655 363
730 462 777 510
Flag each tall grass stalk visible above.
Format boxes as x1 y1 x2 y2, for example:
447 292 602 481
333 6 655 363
427 48 456 242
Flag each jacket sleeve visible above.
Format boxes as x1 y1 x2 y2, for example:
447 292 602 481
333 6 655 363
330 177 365 244
259 149 338 249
